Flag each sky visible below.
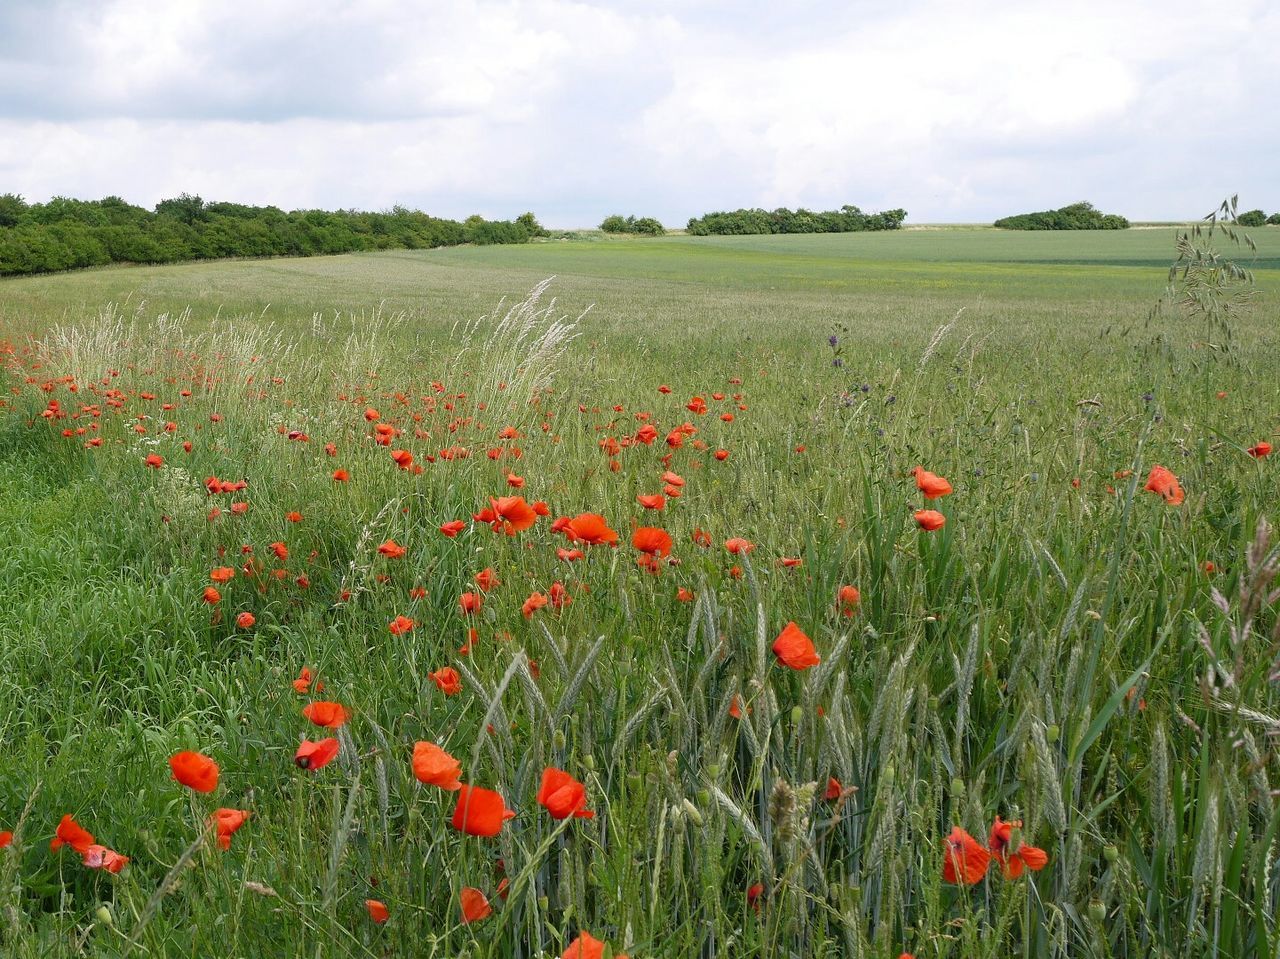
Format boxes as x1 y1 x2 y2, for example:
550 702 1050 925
0 0 1277 227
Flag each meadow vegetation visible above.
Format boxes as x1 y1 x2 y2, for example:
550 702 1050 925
0 227 1278 957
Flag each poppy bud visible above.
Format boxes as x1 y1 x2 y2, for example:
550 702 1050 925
950 777 964 797
538 896 549 912
790 706 804 726
697 788 711 806
1088 900 1107 923
627 772 642 791
706 763 720 779
95 905 114 926
553 730 566 751
1046 724 1060 744
1103 844 1118 863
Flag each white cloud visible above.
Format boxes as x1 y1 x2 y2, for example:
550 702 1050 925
0 0 1276 224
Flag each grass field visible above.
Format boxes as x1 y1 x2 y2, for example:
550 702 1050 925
1 229 1279 958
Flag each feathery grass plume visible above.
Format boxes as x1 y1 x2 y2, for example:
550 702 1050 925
453 277 587 419
124 824 213 954
334 496 403 604
917 307 964 371
0 780 41 945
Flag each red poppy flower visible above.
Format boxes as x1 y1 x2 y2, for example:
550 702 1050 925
440 519 466 537
914 510 946 531
235 611 256 629
549 581 571 609
1143 465 1184 505
988 816 1049 878
474 567 499 591
295 737 340 771
724 537 754 554
144 453 164 468
632 527 673 557
49 814 95 853
490 495 537 534
82 844 129 873
209 808 251 850
522 592 548 618
292 666 316 694
377 539 407 559
459 592 483 615
942 826 991 885
389 614 416 635
460 887 493 923
913 466 953 499
837 585 860 615
201 586 222 604
301 701 349 728
561 931 626 959
412 741 462 790
332 468 350 482
537 767 594 820
210 566 235 583
0 831 11 848
430 667 463 695
824 777 843 800
565 513 618 545
772 622 820 670
170 751 220 793
366 899 389 923
747 882 764 912
451 785 515 837
1246 441 1271 458
636 493 666 510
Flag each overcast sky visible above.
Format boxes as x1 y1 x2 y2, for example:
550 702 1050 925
1 0 1276 226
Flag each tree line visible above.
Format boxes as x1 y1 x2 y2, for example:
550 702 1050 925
0 193 548 277
685 205 907 235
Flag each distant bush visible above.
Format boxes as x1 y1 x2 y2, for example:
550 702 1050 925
1268 213 1280 225
1236 209 1267 227
686 205 906 236
994 202 1129 230
599 214 665 236
0 193 541 276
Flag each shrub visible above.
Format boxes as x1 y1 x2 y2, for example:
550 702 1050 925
994 202 1129 230
600 215 665 236
687 204 905 235
1267 213 1280 225
1235 209 1267 227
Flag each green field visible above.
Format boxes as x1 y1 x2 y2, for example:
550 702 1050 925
1 229 1278 957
